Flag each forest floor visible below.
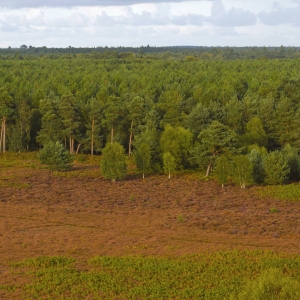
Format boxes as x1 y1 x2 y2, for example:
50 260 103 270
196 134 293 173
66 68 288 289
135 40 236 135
1 160 300 266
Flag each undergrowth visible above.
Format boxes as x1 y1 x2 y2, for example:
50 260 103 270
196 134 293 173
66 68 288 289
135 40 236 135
3 250 300 299
258 184 300 202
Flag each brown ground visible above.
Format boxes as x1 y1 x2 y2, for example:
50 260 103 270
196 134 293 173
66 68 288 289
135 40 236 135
1 163 300 268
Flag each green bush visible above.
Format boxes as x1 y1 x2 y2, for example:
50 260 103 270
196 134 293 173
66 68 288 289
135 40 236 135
237 268 300 300
37 141 74 171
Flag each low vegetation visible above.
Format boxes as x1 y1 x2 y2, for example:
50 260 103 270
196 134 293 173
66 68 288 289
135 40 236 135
258 184 300 202
2 251 300 299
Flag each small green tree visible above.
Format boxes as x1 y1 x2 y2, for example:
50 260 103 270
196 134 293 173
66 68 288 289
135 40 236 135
100 142 127 182
263 150 290 185
214 155 231 188
134 142 151 178
282 144 300 181
163 152 176 179
160 124 193 169
38 141 74 171
247 146 267 184
232 155 253 188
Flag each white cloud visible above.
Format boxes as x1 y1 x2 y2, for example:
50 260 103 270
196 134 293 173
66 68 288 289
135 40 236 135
258 1 300 26
0 1 299 48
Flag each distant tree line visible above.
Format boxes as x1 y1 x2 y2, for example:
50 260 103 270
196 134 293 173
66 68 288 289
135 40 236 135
1 55 300 184
1 45 300 60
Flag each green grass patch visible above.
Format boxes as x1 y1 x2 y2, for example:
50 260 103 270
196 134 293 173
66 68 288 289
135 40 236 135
4 250 300 299
257 184 300 202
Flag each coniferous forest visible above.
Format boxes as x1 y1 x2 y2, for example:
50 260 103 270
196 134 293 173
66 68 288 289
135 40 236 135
1 47 300 185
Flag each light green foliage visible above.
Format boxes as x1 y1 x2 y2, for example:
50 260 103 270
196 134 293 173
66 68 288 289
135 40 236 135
100 142 127 182
263 150 290 185
160 124 193 169
38 141 74 171
237 268 300 300
232 155 253 188
240 117 268 148
214 155 231 187
134 142 151 178
6 251 300 300
163 152 176 178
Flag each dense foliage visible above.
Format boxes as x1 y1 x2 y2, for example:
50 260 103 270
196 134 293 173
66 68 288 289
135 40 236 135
1 53 300 184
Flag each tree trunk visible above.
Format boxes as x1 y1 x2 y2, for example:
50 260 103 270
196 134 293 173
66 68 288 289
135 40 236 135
76 144 81 155
205 164 211 177
128 120 133 157
3 117 6 153
111 126 114 143
0 118 3 153
91 118 94 156
70 135 72 154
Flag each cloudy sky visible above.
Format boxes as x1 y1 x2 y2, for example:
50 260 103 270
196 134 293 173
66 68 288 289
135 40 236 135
0 0 299 48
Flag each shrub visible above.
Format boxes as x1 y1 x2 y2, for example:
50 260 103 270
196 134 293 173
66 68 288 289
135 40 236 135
38 141 74 171
237 268 300 300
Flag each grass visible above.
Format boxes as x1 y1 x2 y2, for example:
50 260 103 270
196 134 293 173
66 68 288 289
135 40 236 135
0 152 38 169
3 250 300 299
258 183 300 202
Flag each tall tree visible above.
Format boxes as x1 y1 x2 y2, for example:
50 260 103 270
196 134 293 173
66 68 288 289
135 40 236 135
84 98 103 155
163 152 176 179
0 88 14 153
134 142 151 178
190 121 237 176
102 95 125 144
127 95 145 157
59 94 80 154
36 91 63 146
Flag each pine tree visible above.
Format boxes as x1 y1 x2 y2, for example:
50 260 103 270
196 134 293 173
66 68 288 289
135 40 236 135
38 141 74 171
263 150 290 185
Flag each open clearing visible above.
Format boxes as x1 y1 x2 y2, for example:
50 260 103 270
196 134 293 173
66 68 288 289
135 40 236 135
1 158 300 298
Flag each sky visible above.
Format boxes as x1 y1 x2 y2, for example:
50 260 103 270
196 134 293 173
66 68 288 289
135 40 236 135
0 0 299 48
